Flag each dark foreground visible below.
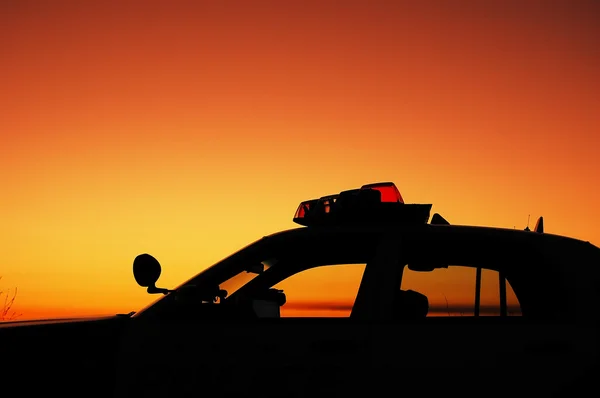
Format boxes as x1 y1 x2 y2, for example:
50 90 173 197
1 316 597 398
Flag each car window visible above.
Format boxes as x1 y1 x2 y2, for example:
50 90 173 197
400 266 522 317
271 263 367 317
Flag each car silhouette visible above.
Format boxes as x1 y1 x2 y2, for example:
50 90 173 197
2 182 598 397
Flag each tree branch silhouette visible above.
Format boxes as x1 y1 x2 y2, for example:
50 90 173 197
1 276 22 321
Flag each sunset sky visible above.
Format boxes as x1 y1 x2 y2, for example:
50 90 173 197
1 1 598 320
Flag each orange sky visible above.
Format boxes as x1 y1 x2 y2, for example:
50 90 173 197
1 1 598 320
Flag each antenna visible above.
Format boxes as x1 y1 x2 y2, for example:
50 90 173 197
524 214 531 231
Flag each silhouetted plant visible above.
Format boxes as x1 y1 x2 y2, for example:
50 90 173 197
1 277 21 321
443 294 451 316
442 293 464 317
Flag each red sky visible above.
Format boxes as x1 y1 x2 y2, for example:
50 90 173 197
1 0 598 319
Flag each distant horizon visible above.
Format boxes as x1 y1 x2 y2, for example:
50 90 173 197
4 301 522 322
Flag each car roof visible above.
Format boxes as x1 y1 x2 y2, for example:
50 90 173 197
264 223 596 250
259 223 599 276
179 224 597 286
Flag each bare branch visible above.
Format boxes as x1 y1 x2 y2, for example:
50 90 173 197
0 277 22 321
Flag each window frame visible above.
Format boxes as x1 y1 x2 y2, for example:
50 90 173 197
395 227 566 321
226 231 409 320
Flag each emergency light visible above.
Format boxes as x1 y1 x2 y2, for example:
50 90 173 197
293 182 432 227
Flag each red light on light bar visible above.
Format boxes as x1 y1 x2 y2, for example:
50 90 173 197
294 199 317 220
360 182 404 203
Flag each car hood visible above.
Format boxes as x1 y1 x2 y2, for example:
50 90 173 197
0 314 126 328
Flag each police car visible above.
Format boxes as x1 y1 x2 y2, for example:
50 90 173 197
2 182 598 397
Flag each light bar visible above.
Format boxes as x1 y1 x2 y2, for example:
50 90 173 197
293 182 431 227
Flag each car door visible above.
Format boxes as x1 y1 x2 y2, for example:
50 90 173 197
365 232 597 397
113 235 398 398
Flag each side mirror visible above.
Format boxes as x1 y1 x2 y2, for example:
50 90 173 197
133 253 173 295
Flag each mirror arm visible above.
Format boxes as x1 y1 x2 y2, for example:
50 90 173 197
147 285 174 295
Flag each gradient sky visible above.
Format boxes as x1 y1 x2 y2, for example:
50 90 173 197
1 1 598 320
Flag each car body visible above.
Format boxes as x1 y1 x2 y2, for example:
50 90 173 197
1 182 598 397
